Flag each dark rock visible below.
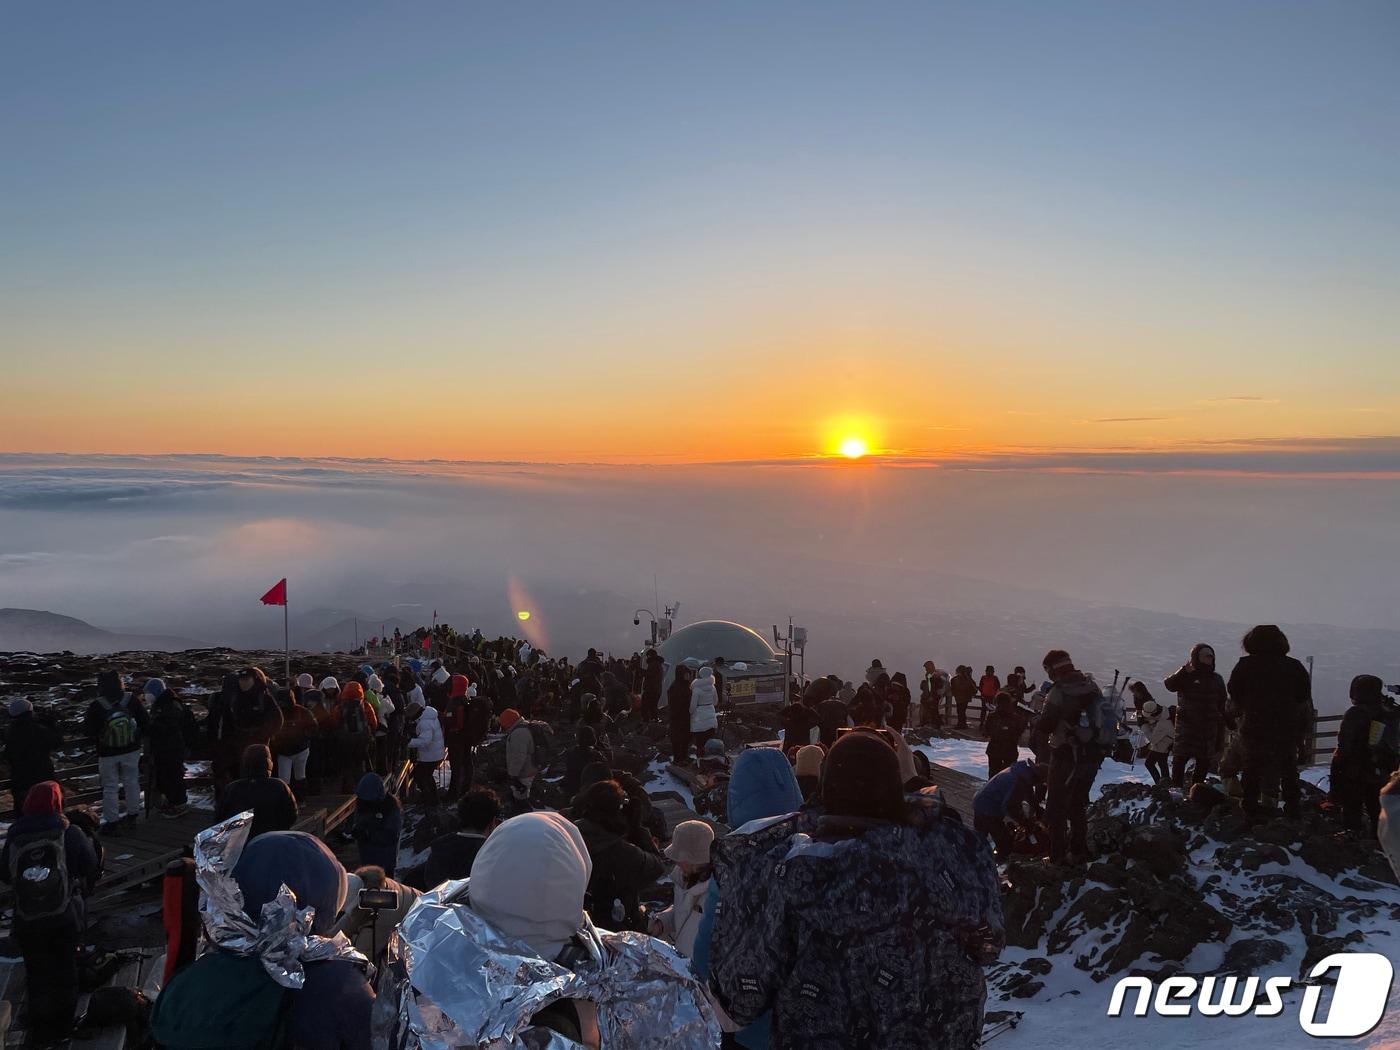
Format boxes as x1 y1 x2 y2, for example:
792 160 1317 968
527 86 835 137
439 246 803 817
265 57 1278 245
1122 825 1187 878
1222 937 1290 974
1300 931 1363 977
1022 956 1053 976
1086 862 1127 888
1008 979 1044 999
1214 841 1289 872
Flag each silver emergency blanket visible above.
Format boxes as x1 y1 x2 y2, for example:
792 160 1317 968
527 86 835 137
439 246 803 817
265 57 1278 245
194 810 369 989
376 879 721 1050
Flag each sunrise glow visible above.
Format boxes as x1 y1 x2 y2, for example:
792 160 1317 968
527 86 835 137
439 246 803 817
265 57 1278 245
839 437 870 459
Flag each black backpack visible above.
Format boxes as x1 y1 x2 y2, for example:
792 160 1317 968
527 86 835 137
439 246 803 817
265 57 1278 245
340 697 368 737
9 826 71 922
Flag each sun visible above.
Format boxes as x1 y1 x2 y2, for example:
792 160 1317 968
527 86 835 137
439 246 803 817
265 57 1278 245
838 436 869 459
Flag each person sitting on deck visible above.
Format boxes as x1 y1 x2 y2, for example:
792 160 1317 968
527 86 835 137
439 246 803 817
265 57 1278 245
217 744 299 839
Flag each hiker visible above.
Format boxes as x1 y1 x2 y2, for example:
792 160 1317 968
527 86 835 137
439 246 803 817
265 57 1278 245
0 781 99 1044
816 689 850 746
650 820 714 958
406 703 445 809
336 865 420 963
984 691 1027 778
973 758 1048 861
1226 625 1313 819
690 666 720 753
691 746 804 1050
1139 700 1175 784
502 707 543 807
333 681 378 792
571 779 665 932
640 649 665 721
146 678 198 817
668 665 696 764
978 665 1001 728
1163 643 1228 788
951 665 977 729
84 670 149 832
708 732 1003 1050
366 674 395 773
272 685 318 799
1005 666 1031 704
918 662 945 728
350 772 403 877
151 827 374 1050
1330 675 1395 833
600 670 631 719
1035 649 1109 863
217 744 299 838
383 811 719 1049
864 658 885 687
440 674 473 800
4 697 63 816
794 743 824 803
781 693 818 748
424 787 502 886
561 725 609 798
229 666 284 753
887 671 912 731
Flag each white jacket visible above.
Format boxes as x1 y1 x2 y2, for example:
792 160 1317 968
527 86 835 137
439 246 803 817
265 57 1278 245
1140 704 1175 753
506 722 538 780
654 874 711 958
690 674 719 733
408 706 445 762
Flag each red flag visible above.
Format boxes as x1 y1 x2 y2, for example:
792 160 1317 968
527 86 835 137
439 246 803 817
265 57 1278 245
421 636 431 650
259 578 287 606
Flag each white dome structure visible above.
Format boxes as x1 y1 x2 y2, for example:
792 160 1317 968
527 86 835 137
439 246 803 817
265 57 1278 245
659 619 776 666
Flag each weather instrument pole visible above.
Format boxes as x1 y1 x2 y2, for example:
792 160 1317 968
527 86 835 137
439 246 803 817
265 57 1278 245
283 585 290 685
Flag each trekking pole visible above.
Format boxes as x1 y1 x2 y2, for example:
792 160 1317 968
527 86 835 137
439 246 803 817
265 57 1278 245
980 1011 1023 1044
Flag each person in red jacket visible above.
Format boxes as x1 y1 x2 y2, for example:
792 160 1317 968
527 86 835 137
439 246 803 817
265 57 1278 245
333 681 379 793
977 666 1001 730
442 674 474 801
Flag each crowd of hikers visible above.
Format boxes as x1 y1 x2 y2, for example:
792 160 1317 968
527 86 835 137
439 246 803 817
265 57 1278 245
1 622 1398 1049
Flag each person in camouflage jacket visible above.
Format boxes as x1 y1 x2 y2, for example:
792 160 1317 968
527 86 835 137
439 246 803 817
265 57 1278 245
709 732 1003 1050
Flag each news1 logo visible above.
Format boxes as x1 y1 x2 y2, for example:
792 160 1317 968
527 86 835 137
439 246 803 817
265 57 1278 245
1107 953 1394 1038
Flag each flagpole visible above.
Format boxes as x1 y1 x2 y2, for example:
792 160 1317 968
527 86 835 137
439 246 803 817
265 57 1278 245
284 581 290 685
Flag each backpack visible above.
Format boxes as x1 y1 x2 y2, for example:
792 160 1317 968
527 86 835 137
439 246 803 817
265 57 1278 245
98 696 140 751
233 692 269 732
150 950 296 1050
339 697 368 737
1060 677 1121 765
1369 705 1400 780
9 826 71 922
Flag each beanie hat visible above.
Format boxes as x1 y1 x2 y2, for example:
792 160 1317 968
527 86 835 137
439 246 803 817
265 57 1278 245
319 676 339 692
143 677 166 700
499 708 522 731
664 820 715 866
822 732 905 823
23 780 63 817
296 673 314 689
1142 700 1162 718
794 744 825 778
8 697 33 717
704 737 726 757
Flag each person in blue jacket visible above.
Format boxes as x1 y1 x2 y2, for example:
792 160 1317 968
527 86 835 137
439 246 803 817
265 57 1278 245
691 746 803 1049
972 758 1048 860
350 772 403 877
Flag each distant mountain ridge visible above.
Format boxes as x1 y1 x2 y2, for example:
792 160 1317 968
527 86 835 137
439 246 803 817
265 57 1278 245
0 608 200 655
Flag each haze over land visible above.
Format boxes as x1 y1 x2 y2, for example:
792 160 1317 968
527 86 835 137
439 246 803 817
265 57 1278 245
1 454 1396 711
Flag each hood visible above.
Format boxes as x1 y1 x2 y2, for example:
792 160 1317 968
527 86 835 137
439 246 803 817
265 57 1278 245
233 830 348 937
144 677 167 700
356 772 387 802
468 812 591 961
432 667 451 685
728 747 802 828
381 882 720 1050
1242 624 1290 657
1351 674 1385 705
319 676 339 692
241 747 273 778
359 663 375 680
296 673 314 689
449 674 470 699
416 706 440 726
698 666 714 680
341 681 365 702
22 780 63 817
367 674 385 693
1188 643 1217 670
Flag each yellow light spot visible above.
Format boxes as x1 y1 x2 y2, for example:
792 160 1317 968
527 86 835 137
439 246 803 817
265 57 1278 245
516 610 531 621
838 436 869 459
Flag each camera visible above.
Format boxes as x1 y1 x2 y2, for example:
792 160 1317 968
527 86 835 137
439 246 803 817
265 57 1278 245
359 887 399 911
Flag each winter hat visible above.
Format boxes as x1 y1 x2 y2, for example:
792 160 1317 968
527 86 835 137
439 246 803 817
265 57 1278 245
319 676 339 692
366 674 384 694
359 664 375 680
794 744 825 778
22 780 62 817
355 772 387 802
499 708 522 731
1351 675 1385 704
704 738 726 757
8 697 33 717
664 820 714 866
234 831 347 937
821 732 905 824
143 677 166 700
296 673 314 689
1142 700 1163 718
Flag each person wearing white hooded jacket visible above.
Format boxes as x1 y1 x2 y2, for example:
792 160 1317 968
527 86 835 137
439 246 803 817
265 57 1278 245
408 705 444 808
690 666 720 752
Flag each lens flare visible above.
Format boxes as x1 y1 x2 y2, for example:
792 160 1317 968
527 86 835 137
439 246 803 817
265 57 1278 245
516 610 531 621
838 436 869 459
